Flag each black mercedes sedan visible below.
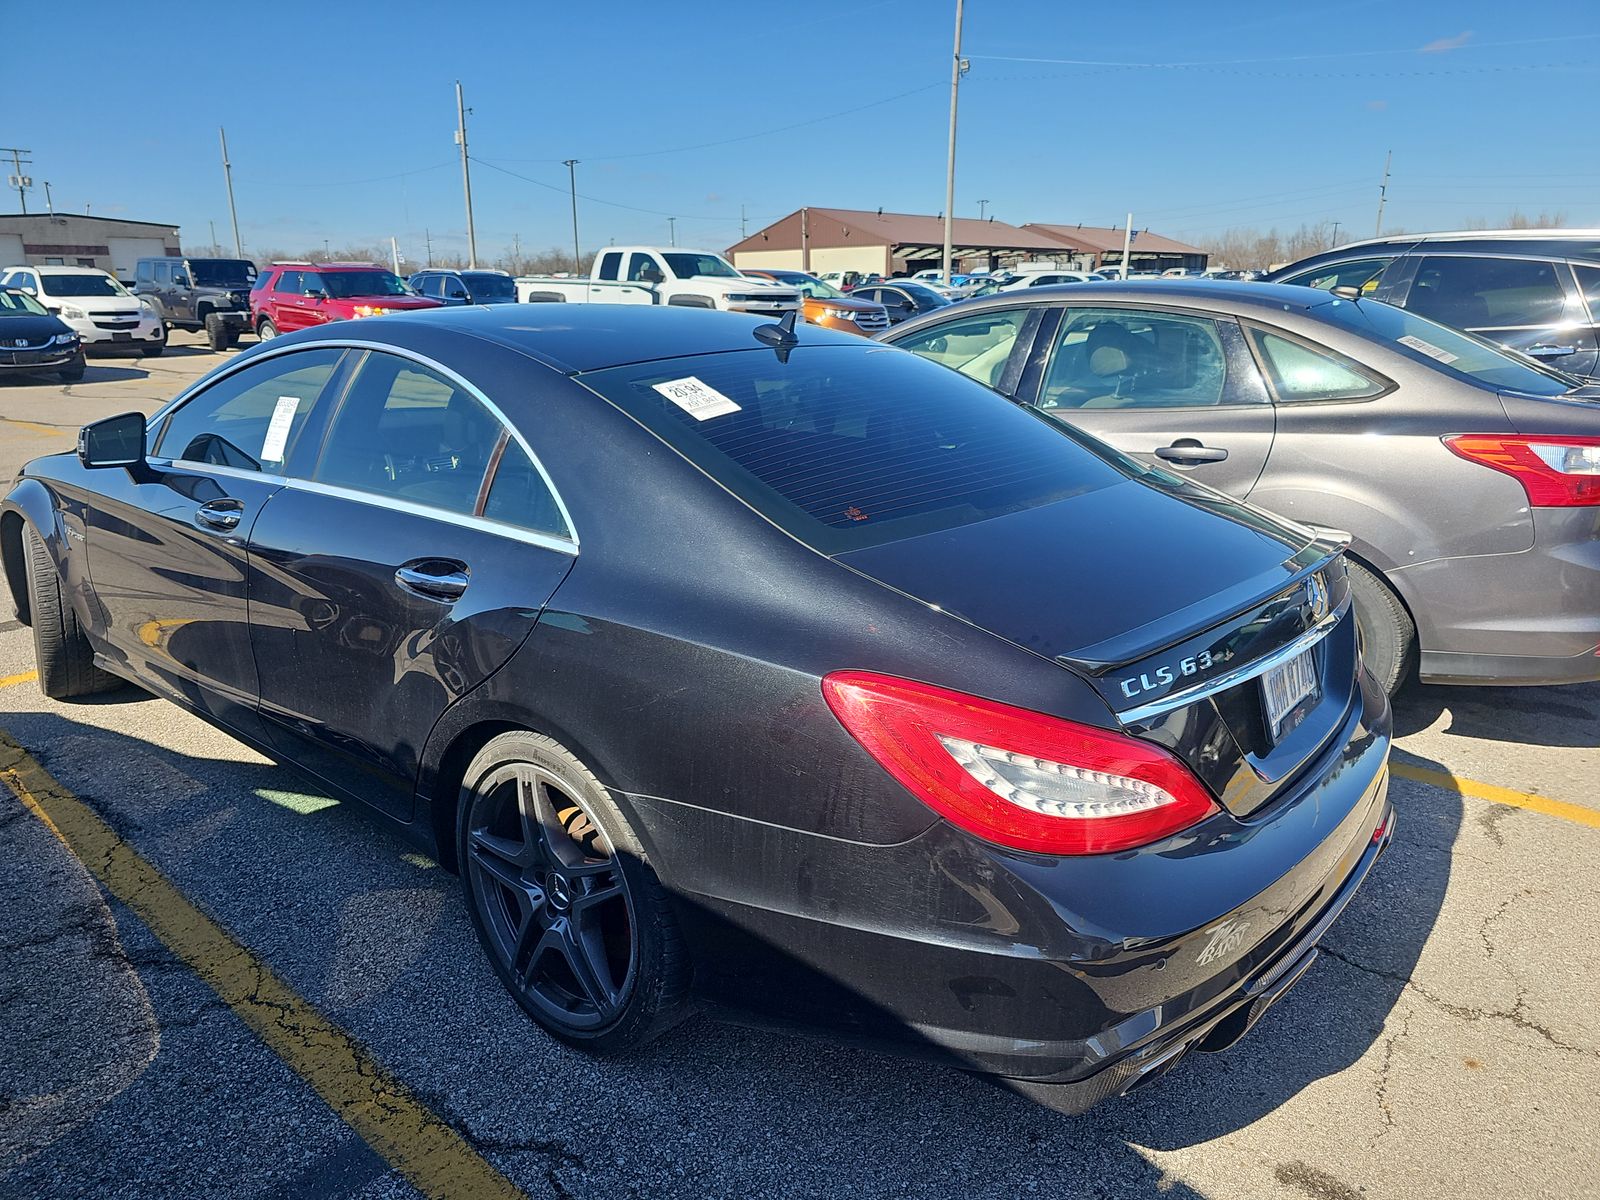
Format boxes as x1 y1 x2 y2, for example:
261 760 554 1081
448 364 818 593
0 305 1393 1110
0 287 84 382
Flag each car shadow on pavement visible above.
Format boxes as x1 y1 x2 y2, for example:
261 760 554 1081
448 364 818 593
1390 678 1600 746
70 366 151 385
0 704 1459 1199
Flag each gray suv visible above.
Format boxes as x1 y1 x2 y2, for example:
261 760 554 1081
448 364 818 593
1265 230 1600 380
882 280 1600 692
134 257 257 349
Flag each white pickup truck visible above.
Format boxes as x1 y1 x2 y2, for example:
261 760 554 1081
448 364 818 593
516 247 802 316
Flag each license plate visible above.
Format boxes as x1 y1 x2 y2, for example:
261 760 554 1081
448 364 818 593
112 331 132 341
1261 648 1319 743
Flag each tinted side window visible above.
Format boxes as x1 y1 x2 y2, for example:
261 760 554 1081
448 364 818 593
1249 329 1384 402
597 251 622 281
315 352 501 516
273 270 302 294
483 439 569 537
1575 264 1600 322
155 348 344 471
301 272 324 295
1040 308 1240 410
1406 255 1566 328
893 308 1030 390
1281 257 1390 294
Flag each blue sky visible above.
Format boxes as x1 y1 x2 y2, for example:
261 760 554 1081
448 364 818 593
8 0 1598 261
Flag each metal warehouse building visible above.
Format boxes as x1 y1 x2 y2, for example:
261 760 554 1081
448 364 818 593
0 213 181 282
728 208 1207 276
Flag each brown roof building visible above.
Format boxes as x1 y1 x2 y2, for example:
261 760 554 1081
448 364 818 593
1025 224 1208 274
727 207 1078 278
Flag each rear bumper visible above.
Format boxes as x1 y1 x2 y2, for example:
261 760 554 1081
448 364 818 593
625 669 1393 1099
1398 508 1600 685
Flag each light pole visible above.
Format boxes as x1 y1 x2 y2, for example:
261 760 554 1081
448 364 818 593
218 128 242 256
456 81 478 268
978 199 989 220
667 217 677 247
563 159 581 273
940 0 966 286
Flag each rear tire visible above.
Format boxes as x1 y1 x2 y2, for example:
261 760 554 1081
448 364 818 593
22 523 120 699
257 318 278 341
1347 560 1414 696
457 731 692 1054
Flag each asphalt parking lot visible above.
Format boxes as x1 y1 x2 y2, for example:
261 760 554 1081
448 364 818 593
1 340 1598 1199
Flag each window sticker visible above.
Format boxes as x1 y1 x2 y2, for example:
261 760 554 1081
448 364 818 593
261 396 300 463
1396 334 1459 365
651 376 742 421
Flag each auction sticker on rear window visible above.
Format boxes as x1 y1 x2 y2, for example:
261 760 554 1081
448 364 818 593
652 376 741 421
1396 334 1459 365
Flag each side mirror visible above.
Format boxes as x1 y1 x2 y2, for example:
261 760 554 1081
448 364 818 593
18 285 36 296
172 274 190 288
305 288 328 300
78 412 147 469
448 287 469 299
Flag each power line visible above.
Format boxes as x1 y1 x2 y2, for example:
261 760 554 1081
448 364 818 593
470 156 769 224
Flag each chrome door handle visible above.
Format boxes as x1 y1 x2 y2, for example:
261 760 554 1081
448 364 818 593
395 561 470 601
1155 440 1229 464
195 499 243 530
1526 344 1578 358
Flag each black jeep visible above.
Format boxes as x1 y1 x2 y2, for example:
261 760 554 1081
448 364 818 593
134 257 257 350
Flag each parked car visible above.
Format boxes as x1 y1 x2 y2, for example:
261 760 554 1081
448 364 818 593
518 247 800 316
250 262 442 339
0 265 165 355
0 287 83 382
997 270 1105 291
408 268 520 306
850 281 953 324
134 256 257 350
737 268 889 334
1 304 1392 1112
881 280 1600 692
1263 230 1600 380
817 271 881 292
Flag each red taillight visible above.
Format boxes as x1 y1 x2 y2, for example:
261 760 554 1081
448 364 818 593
1444 434 1600 507
821 671 1219 856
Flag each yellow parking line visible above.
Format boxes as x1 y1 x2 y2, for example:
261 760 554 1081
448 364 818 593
0 729 524 1200
1392 762 1600 831
0 417 66 436
0 669 37 689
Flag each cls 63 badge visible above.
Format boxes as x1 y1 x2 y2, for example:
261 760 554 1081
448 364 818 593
1119 650 1215 700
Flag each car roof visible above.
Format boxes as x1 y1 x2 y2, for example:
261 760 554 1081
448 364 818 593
1275 229 1600 268
267 262 388 271
20 265 113 276
899 278 1340 318
302 302 869 374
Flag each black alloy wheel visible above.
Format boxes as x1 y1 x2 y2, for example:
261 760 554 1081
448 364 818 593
458 732 689 1051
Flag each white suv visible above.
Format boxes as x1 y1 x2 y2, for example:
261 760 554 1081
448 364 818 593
0 266 165 354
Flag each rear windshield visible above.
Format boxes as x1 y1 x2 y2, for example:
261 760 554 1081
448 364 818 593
1317 296 1575 396
579 344 1126 553
462 272 516 299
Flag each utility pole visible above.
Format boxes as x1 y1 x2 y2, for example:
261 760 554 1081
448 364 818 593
45 182 56 218
1121 212 1134 277
740 204 747 239
209 219 217 252
425 227 433 268
455 81 478 268
941 0 966 286
3 147 33 213
978 199 989 221
1329 219 1342 248
563 159 581 273
323 239 330 260
218 128 242 257
1375 149 1392 237
391 237 401 275
801 207 810 272
668 216 677 247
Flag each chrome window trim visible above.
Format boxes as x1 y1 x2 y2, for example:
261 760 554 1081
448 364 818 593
146 337 579 547
150 456 577 557
1115 597 1350 725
